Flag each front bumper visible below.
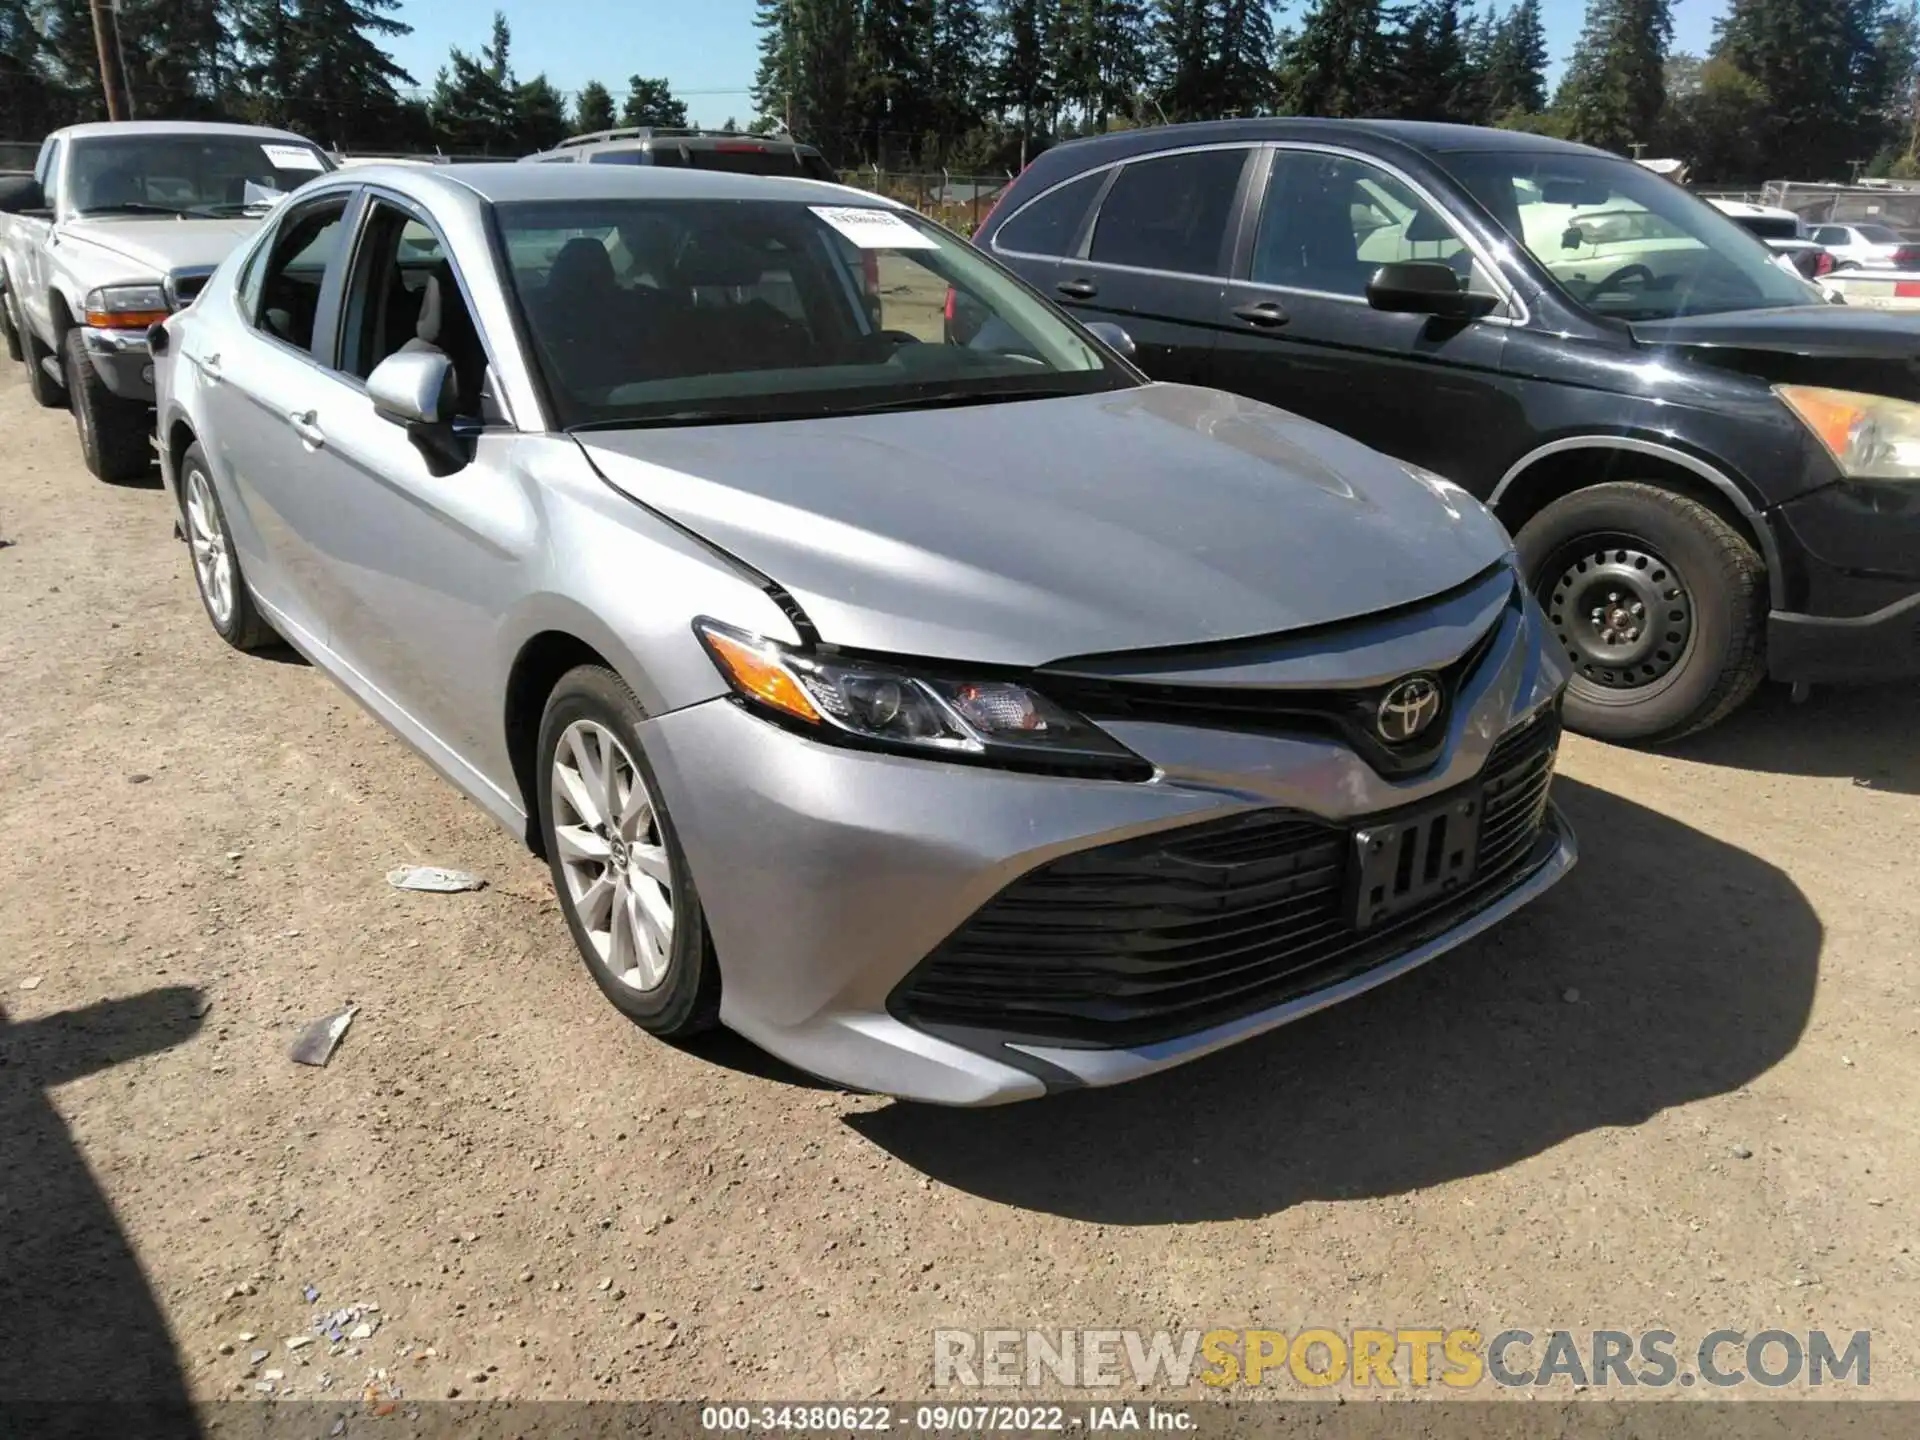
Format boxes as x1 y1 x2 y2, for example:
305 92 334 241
638 584 1574 1105
1769 592 1920 684
79 326 155 402
1767 480 1920 684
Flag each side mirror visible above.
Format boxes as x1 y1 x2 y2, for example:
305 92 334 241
367 350 469 475
1083 321 1136 358
1366 261 1499 321
0 175 45 214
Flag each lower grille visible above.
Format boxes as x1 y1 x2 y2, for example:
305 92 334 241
892 708 1562 1048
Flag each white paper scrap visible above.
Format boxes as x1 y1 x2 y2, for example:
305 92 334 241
809 205 940 250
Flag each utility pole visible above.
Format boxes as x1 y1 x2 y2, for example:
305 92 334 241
89 0 132 121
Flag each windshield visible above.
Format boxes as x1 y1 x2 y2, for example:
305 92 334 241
496 197 1132 429
1447 152 1821 321
68 134 331 217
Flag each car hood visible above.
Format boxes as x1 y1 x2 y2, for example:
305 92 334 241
578 384 1513 667
1631 306 1920 360
60 216 264 278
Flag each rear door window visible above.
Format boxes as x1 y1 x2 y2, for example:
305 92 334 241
993 170 1104 257
1088 148 1248 276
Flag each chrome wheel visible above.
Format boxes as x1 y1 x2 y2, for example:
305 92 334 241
1545 543 1694 689
550 719 675 992
184 467 235 627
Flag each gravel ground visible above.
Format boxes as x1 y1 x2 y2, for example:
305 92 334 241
1 363 1916 1410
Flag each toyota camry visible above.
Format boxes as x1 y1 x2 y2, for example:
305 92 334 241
152 163 1575 1104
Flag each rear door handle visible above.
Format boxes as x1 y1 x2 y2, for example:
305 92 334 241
1232 301 1290 328
1056 277 1099 300
194 351 222 382
288 409 325 449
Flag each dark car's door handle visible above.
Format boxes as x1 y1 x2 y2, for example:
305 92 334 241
1056 278 1099 300
1232 301 1290 328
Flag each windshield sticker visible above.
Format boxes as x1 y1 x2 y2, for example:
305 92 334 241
263 144 325 172
809 205 939 250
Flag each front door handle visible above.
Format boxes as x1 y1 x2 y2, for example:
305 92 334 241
288 409 325 449
1056 277 1099 300
1232 301 1290 328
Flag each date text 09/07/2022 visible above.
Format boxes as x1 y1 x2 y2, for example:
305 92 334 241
699 1403 1193 1432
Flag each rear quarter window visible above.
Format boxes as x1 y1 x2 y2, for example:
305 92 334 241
993 170 1104 257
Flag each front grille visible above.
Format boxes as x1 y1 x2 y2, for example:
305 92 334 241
892 708 1561 1048
165 268 215 311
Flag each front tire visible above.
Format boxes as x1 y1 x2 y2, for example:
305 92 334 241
65 329 151 482
1516 482 1766 743
537 665 720 1038
180 442 276 651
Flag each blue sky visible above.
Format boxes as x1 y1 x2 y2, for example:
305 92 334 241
383 0 1731 130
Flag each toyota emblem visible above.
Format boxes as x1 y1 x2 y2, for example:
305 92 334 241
1376 674 1443 744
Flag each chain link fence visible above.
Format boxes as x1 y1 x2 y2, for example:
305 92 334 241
833 170 1013 234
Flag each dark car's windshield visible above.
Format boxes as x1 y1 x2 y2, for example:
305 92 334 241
68 134 331 217
496 197 1132 429
1448 151 1822 320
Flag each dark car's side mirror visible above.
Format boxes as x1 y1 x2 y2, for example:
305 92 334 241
1082 321 1136 359
1366 261 1500 321
368 350 469 475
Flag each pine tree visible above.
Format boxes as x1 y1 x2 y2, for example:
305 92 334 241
856 0 933 164
1280 0 1396 117
430 11 517 153
292 0 417 147
118 0 233 118
574 80 617 133
993 0 1057 156
1389 0 1475 120
1155 0 1216 119
753 0 862 156
515 75 569 151
1216 0 1278 115
929 0 992 149
1 0 73 134
621 76 689 128
233 0 302 127
1484 0 1548 117
1554 0 1672 153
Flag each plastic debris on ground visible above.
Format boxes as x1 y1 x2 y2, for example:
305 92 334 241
386 865 485 893
18 976 42 991
290 1007 358 1067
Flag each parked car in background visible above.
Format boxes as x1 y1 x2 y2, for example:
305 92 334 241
978 119 1920 742
150 162 1573 1104
522 126 838 181
1707 198 1834 280
0 120 332 480
1809 222 1920 270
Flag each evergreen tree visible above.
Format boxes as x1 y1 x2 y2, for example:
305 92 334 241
855 0 933 163
992 0 1057 156
1 0 73 134
753 0 862 155
574 80 617 133
1280 0 1396 116
233 0 303 126
929 0 992 149
621 75 689 127
291 0 417 146
1216 0 1279 115
1554 0 1672 153
1155 0 1217 119
119 0 233 118
515 74 570 151
1389 0 1475 120
1484 0 1548 116
431 11 517 152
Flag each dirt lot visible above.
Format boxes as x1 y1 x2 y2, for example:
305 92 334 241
1 362 1917 1413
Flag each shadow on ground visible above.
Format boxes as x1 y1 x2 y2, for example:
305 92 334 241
0 985 205 1426
847 776 1822 1221
1666 679 1920 794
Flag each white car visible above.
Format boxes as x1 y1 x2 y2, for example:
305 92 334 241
1807 222 1920 270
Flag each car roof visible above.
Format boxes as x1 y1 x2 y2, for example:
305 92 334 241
1027 117 1620 173
49 120 318 146
341 161 890 209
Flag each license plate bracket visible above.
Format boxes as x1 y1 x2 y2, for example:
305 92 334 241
1347 789 1482 931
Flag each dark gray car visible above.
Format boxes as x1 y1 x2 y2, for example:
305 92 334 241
152 162 1574 1104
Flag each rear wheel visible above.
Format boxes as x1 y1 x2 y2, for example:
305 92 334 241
65 328 151 482
20 313 64 409
0 289 21 362
1516 482 1766 743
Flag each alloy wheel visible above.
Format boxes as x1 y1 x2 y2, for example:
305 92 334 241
184 467 235 627
550 719 676 992
1545 542 1694 689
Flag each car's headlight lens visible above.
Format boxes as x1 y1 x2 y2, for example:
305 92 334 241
695 619 1148 777
1776 384 1920 480
84 283 170 329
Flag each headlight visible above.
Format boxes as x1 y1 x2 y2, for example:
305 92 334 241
694 619 1148 778
1776 384 1920 480
84 283 171 330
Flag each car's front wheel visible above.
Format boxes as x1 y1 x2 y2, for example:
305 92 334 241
65 329 151 482
1516 482 1766 743
537 665 721 1038
180 442 276 651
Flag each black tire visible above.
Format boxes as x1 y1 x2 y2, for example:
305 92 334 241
537 665 721 1038
1517 481 1767 743
65 328 151 482
20 311 64 409
178 442 276 651
0 288 21 363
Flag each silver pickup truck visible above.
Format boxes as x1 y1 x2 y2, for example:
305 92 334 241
0 120 333 480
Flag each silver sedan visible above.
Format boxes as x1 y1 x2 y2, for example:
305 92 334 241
153 163 1574 1104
